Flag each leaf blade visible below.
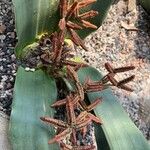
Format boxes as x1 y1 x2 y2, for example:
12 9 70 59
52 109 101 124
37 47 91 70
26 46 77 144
12 0 60 57
9 67 59 150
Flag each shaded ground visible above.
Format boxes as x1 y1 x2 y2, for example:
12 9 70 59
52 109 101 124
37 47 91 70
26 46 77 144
0 0 17 115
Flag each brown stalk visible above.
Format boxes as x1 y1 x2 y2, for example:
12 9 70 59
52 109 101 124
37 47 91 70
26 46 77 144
101 73 115 84
84 77 104 87
86 98 102 111
86 84 103 90
79 101 87 110
60 0 68 18
107 74 134 92
66 65 79 82
67 21 83 30
62 60 88 68
76 82 85 101
79 10 98 19
76 111 87 123
114 66 135 73
51 94 79 108
70 94 80 105
66 96 76 125
76 118 91 129
48 128 71 144
40 117 68 129
54 30 65 62
52 32 58 54
87 81 103 87
118 75 135 86
68 28 88 51
70 128 77 145
66 1 78 19
51 99 66 107
83 77 92 88
76 111 101 124
81 126 88 138
86 86 108 92
105 62 114 73
79 98 101 113
105 63 135 74
87 113 102 124
51 32 59 61
59 18 66 30
107 74 118 86
67 28 80 46
58 29 66 42
83 76 115 91
60 142 72 150
81 20 98 29
73 63 88 71
119 84 133 92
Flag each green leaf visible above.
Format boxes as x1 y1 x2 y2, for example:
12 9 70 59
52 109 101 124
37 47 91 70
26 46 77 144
77 67 150 150
13 0 113 57
9 67 59 150
12 0 60 57
139 0 150 13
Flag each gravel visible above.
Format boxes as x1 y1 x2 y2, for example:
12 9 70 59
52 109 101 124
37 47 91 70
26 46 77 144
0 0 150 141
0 0 17 116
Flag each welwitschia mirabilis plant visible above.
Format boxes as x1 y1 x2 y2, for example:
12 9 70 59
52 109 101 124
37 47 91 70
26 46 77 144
9 0 150 149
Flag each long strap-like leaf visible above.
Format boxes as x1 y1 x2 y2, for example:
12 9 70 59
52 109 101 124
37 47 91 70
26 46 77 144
12 0 60 57
77 67 150 150
9 67 59 150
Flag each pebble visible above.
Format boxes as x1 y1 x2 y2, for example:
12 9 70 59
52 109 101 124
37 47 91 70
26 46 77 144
0 35 6 40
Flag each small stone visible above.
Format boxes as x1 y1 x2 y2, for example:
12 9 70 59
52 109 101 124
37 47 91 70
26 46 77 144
128 0 136 12
9 19 13 24
0 66 3 70
1 75 8 82
12 70 16 74
9 32 15 39
6 83 12 89
129 93 138 102
2 58 6 61
30 68 35 72
0 84 3 89
0 24 6 33
25 67 30 71
0 35 6 40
